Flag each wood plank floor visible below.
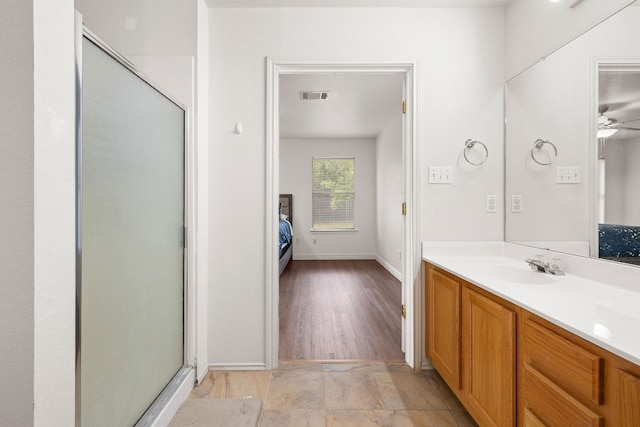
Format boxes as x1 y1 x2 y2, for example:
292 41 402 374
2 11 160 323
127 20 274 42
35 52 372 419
278 260 404 361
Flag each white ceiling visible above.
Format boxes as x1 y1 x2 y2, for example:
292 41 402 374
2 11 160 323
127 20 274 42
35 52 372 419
207 0 511 7
280 73 404 139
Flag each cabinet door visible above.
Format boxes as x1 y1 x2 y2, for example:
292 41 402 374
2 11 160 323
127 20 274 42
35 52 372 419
462 287 516 427
426 266 460 389
618 370 640 426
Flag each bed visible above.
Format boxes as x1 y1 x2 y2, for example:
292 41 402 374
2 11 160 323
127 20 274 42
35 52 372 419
599 223 640 266
279 194 293 275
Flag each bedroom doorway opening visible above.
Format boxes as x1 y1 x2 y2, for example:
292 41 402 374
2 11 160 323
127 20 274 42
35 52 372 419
265 60 419 370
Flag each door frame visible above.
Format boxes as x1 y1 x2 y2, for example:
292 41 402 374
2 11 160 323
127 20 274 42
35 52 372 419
265 59 420 369
589 57 640 258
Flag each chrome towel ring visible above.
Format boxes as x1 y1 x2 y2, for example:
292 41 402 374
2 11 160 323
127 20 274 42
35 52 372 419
463 139 488 166
531 139 557 165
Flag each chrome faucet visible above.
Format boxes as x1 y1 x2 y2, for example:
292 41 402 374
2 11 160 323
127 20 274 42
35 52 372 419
526 255 565 276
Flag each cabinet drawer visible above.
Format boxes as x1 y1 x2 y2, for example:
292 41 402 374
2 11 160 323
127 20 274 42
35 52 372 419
524 366 603 427
524 319 603 405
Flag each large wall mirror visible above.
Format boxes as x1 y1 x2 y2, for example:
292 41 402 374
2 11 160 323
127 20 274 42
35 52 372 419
505 2 640 266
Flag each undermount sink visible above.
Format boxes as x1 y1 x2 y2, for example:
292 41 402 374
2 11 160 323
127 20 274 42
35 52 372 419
466 262 557 285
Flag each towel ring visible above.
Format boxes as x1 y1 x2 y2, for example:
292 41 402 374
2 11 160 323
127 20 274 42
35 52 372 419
463 139 488 166
530 139 557 165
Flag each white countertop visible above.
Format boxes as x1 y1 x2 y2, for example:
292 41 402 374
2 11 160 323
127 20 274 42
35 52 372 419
422 243 640 366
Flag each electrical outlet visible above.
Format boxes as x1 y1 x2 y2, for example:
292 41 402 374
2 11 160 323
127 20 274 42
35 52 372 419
313 238 317 244
428 166 454 184
486 194 497 213
511 195 523 213
556 166 581 184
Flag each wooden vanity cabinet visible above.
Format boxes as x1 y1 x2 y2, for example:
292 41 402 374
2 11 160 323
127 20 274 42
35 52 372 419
424 261 640 427
425 264 516 427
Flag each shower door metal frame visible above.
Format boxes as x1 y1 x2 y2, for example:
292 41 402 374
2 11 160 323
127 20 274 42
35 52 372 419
74 12 194 427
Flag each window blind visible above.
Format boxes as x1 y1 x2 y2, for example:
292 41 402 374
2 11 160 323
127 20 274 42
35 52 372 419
312 157 355 230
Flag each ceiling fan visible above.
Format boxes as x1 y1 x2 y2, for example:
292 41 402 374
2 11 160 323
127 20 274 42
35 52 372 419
598 105 640 138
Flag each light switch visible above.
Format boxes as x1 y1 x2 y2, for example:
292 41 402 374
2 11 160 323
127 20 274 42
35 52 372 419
556 166 581 184
428 166 454 184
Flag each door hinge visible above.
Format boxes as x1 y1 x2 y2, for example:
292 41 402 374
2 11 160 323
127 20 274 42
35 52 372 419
401 304 407 319
402 100 407 114
402 202 406 216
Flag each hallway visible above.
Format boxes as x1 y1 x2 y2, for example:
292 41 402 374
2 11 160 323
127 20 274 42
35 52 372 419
279 260 404 361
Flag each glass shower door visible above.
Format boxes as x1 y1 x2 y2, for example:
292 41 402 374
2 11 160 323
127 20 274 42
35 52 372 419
78 35 186 426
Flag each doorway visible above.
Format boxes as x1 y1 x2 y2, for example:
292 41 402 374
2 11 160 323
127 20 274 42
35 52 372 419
265 60 419 369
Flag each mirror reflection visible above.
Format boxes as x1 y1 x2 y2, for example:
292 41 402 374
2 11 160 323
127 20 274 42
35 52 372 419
505 2 640 266
598 65 640 265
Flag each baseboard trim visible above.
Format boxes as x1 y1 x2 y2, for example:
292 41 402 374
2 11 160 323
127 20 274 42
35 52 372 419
420 357 434 371
288 254 402 280
375 256 402 281
207 362 268 371
197 365 209 384
292 253 376 261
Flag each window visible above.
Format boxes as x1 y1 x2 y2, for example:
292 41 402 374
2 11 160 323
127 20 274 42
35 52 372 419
312 157 355 230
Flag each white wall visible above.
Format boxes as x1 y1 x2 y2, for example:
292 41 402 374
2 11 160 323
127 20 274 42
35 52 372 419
33 1 77 425
376 113 404 278
505 0 634 78
280 138 376 259
208 7 505 366
0 0 78 424
0 1 34 425
75 0 196 56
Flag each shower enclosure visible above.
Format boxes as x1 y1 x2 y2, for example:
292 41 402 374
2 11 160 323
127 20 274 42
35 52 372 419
76 24 188 426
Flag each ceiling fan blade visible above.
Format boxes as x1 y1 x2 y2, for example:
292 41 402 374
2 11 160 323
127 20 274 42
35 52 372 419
617 118 640 125
618 126 640 131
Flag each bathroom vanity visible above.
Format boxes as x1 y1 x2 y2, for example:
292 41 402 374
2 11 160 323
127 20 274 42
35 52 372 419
423 248 640 427
421 1 640 425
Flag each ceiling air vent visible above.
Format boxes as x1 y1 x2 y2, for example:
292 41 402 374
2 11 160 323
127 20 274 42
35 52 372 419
300 91 329 100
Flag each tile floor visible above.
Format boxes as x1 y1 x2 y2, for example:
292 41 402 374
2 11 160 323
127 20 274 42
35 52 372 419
188 362 478 426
